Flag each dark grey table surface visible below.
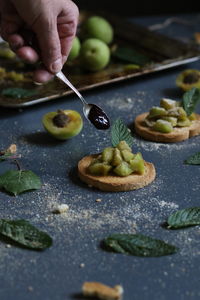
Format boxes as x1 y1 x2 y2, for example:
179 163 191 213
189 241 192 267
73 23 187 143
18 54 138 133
0 13 200 300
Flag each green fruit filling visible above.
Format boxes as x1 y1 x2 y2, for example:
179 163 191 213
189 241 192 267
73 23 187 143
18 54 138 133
114 161 133 176
148 106 167 119
129 153 145 175
144 98 196 133
152 120 173 133
160 98 177 110
88 141 145 177
102 147 114 163
88 162 112 176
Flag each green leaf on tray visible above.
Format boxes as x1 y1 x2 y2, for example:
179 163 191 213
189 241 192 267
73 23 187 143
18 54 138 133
111 118 134 147
0 219 52 250
103 233 178 257
0 170 42 196
112 46 151 66
182 87 200 116
167 207 200 229
184 152 200 165
1 87 37 99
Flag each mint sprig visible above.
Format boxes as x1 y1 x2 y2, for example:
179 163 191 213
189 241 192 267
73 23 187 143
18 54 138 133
103 233 178 257
0 170 42 196
167 207 200 229
184 151 200 165
1 87 37 99
182 87 200 116
0 219 52 250
111 118 133 147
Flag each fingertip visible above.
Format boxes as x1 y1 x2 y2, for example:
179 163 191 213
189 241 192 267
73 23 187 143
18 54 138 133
33 69 54 83
8 34 24 50
16 46 39 63
50 58 63 73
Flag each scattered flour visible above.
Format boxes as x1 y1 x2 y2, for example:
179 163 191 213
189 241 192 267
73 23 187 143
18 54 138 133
105 91 146 113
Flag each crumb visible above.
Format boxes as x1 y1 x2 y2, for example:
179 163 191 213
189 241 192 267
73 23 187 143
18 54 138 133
6 144 17 154
52 204 69 214
194 32 200 44
82 282 123 300
96 198 102 202
80 263 85 268
125 97 132 103
28 286 33 292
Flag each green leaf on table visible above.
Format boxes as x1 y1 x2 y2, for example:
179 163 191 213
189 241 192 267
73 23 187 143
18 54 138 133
0 219 52 250
0 152 13 162
1 87 37 99
0 170 41 196
167 207 200 229
112 46 151 66
182 87 200 116
184 152 200 165
103 233 178 257
111 119 134 147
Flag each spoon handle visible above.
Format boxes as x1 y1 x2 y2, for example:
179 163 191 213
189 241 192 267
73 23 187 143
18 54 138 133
56 71 87 105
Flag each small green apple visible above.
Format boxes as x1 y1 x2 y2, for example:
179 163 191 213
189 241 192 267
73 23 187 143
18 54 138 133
42 109 83 140
80 38 110 72
68 36 81 61
83 16 114 44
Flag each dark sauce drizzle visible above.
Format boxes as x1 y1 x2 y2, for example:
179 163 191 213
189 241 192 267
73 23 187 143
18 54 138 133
88 104 110 130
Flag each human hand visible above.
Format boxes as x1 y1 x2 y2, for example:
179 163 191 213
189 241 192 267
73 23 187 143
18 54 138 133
0 0 79 83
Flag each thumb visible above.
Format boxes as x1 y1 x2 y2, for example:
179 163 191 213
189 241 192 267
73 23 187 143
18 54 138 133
33 16 62 74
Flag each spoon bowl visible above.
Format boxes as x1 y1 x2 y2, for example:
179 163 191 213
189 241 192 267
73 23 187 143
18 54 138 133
56 71 110 130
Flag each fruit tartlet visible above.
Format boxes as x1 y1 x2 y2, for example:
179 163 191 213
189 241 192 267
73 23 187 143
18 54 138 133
78 141 156 192
135 98 200 143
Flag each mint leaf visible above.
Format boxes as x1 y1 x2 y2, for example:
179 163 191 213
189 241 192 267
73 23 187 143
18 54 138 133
184 152 200 165
103 233 178 257
0 152 13 162
0 170 41 196
0 219 52 250
167 207 200 229
111 119 133 147
1 87 37 99
112 46 151 66
182 87 200 116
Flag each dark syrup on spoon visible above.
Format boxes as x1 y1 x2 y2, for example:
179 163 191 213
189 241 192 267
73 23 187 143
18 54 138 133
88 104 110 130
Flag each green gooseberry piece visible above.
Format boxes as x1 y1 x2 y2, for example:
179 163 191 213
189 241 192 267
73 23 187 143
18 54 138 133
129 153 145 175
116 141 132 152
160 98 177 110
112 148 123 166
114 161 133 177
161 116 177 127
88 162 112 176
102 147 114 163
148 106 167 119
121 149 135 162
152 119 173 133
177 117 191 127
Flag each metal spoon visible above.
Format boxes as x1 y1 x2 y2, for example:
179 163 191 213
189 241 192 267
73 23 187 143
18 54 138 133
17 28 110 130
56 71 110 130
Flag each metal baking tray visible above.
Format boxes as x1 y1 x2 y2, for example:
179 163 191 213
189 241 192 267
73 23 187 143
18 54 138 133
0 11 200 108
